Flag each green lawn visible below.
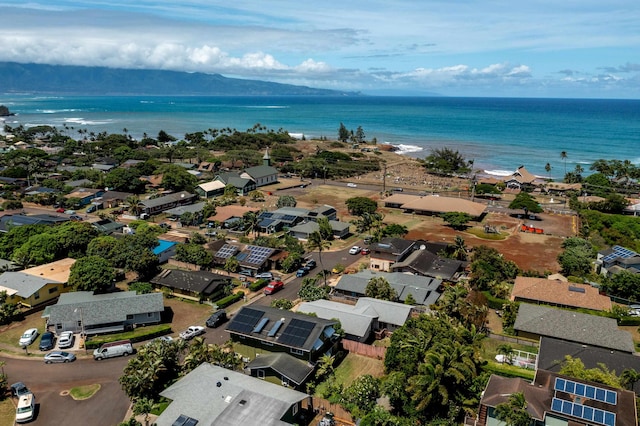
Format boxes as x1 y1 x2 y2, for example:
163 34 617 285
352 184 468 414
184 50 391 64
333 353 385 386
0 398 15 426
0 311 47 354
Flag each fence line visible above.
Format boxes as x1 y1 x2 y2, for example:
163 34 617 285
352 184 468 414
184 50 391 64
304 396 355 425
488 333 539 347
341 339 387 359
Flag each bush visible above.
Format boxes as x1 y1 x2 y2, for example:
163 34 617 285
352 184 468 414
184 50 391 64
214 291 245 309
482 291 509 310
249 279 268 292
85 324 173 349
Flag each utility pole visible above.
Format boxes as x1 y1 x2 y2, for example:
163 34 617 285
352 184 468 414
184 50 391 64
382 162 387 193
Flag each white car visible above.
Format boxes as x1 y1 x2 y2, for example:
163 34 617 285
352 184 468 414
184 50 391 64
15 393 35 423
348 246 361 255
179 326 205 340
19 328 39 347
58 331 75 349
347 183 357 188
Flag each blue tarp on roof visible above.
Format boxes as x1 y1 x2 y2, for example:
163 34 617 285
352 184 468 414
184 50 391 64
153 239 177 255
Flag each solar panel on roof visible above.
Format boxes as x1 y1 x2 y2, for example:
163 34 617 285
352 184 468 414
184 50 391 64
216 244 238 259
278 318 315 348
227 308 264 334
554 377 617 406
253 317 269 333
602 245 638 263
267 320 284 337
550 398 616 426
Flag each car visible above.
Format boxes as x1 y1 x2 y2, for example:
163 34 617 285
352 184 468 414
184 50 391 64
392 187 404 192
305 260 317 269
63 209 76 215
179 326 206 340
147 335 174 346
56 207 65 213
346 183 357 188
158 222 171 229
86 205 97 213
206 310 228 328
296 268 309 278
263 280 284 295
10 382 31 398
629 305 640 316
360 248 371 255
44 351 76 363
69 215 83 221
15 393 35 423
256 272 274 280
19 328 39 347
38 331 55 351
57 331 75 349
348 245 361 255
238 270 253 277
112 208 124 215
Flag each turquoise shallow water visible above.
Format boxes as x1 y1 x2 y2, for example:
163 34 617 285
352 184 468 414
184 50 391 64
2 95 639 179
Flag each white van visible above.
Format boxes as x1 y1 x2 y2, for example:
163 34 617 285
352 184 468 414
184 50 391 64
93 340 134 360
16 393 35 423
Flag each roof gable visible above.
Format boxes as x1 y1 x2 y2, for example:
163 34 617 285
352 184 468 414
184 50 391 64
511 277 612 311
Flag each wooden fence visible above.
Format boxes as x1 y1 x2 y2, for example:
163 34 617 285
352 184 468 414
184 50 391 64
341 339 387 359
303 396 355 426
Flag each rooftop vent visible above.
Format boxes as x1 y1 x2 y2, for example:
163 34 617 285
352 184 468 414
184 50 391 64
224 376 229 381
239 399 247 406
216 382 222 387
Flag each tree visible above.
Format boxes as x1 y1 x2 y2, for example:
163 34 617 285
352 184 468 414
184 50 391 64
509 192 542 215
365 277 397 301
440 212 473 230
496 344 515 364
298 276 329 301
128 282 153 294
175 243 213 267
559 356 621 388
223 256 240 274
0 290 18 325
132 397 154 426
354 126 366 144
620 369 640 391
307 231 331 286
561 151 568 176
345 197 378 216
160 164 198 192
343 375 380 416
317 216 334 241
380 223 409 238
338 122 350 142
545 163 551 180
68 256 115 293
242 211 260 238
316 354 336 379
494 392 531 426
351 212 384 236
276 195 297 208
270 299 294 310
557 237 594 277
451 236 468 261
422 147 470 175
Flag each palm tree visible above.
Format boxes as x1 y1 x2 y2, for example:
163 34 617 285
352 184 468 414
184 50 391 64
560 151 568 176
316 354 336 379
132 397 154 426
497 343 515 364
494 392 531 426
306 231 331 286
620 368 640 391
545 163 551 180
451 236 468 261
242 211 260 238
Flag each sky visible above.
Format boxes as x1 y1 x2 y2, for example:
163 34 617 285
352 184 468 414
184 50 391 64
1 1 639 98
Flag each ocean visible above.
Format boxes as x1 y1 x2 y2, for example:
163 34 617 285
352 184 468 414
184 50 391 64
1 95 639 180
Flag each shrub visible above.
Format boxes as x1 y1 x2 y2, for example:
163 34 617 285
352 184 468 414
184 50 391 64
249 279 268 292
214 291 245 309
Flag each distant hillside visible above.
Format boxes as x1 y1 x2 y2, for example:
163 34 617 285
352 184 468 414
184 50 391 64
0 62 358 96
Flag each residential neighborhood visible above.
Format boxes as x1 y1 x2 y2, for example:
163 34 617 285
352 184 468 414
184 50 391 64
0 124 639 426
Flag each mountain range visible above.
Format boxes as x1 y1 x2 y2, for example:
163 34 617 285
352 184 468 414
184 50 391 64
0 62 358 96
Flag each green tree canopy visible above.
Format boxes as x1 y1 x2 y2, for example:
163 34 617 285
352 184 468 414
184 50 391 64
365 277 398 301
175 243 213 267
557 237 595 277
440 212 473 230
508 192 543 214
68 255 116 293
345 197 378 216
422 147 471 175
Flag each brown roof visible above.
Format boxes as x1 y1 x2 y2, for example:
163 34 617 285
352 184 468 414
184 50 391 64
383 193 418 205
22 258 76 282
207 205 260 223
507 166 537 184
510 277 611 311
396 195 487 217
546 182 582 191
480 374 550 421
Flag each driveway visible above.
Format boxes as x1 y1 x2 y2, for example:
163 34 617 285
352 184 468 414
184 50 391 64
1 355 130 426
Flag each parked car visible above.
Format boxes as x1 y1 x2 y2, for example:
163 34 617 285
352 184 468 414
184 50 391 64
55 207 65 213
19 329 39 347
206 310 228 328
305 260 317 269
629 305 640 316
360 248 371 255
57 331 75 349
63 209 76 215
86 204 97 213
69 215 83 221
147 335 174 346
296 268 308 278
93 340 134 360
393 187 404 192
15 393 35 423
348 245 361 255
346 183 357 188
44 351 76 363
256 272 274 280
10 382 31 398
263 280 284 295
179 326 206 340
238 270 253 277
38 331 55 351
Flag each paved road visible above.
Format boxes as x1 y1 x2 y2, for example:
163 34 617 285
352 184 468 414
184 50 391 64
1 354 130 426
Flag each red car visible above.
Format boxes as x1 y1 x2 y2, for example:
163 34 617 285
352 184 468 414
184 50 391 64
263 280 284 295
56 208 65 213
361 248 371 255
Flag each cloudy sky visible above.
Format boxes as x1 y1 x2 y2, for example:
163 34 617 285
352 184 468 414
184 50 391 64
1 1 639 98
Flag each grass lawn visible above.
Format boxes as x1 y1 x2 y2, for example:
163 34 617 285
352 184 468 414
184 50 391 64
70 384 101 400
0 311 47 355
333 353 385 386
0 398 15 426
481 337 538 364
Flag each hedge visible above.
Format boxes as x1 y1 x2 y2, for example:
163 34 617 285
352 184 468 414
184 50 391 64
85 324 173 349
481 291 510 310
481 362 535 381
214 291 245 309
249 279 269 292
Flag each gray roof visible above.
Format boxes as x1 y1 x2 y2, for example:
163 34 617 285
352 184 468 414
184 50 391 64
246 353 315 385
140 191 196 208
370 237 415 255
334 270 442 306
391 249 463 281
164 201 206 216
355 297 414 326
514 303 635 353
244 165 278 180
0 272 62 297
157 363 308 426
151 269 230 295
44 291 164 327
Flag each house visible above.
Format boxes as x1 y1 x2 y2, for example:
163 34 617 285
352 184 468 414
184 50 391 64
207 205 261 226
150 269 230 302
196 180 227 198
332 270 443 306
100 190 133 208
537 336 640 394
288 220 350 240
510 277 612 311
91 218 125 235
513 303 635 353
596 245 640 276
391 248 464 281
245 353 315 390
369 237 416 271
307 205 338 222
138 191 198 216
241 149 279 187
503 165 539 190
155 363 312 426
92 163 116 173
257 207 309 234
153 239 178 264
215 172 256 196
213 243 279 276
0 258 76 308
43 291 164 335
477 369 637 426
226 305 340 362
0 214 69 232
298 297 414 342
383 194 487 219
64 178 94 188
64 188 104 206
163 201 207 221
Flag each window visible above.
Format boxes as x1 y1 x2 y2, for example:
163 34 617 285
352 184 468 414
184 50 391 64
290 348 304 356
48 287 58 294
126 314 134 320
77 321 82 327
34 292 40 300
147 312 154 318
292 403 298 416
263 341 274 347
257 370 265 379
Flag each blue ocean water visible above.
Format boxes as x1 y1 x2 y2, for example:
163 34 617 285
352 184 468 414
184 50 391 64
1 95 639 179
